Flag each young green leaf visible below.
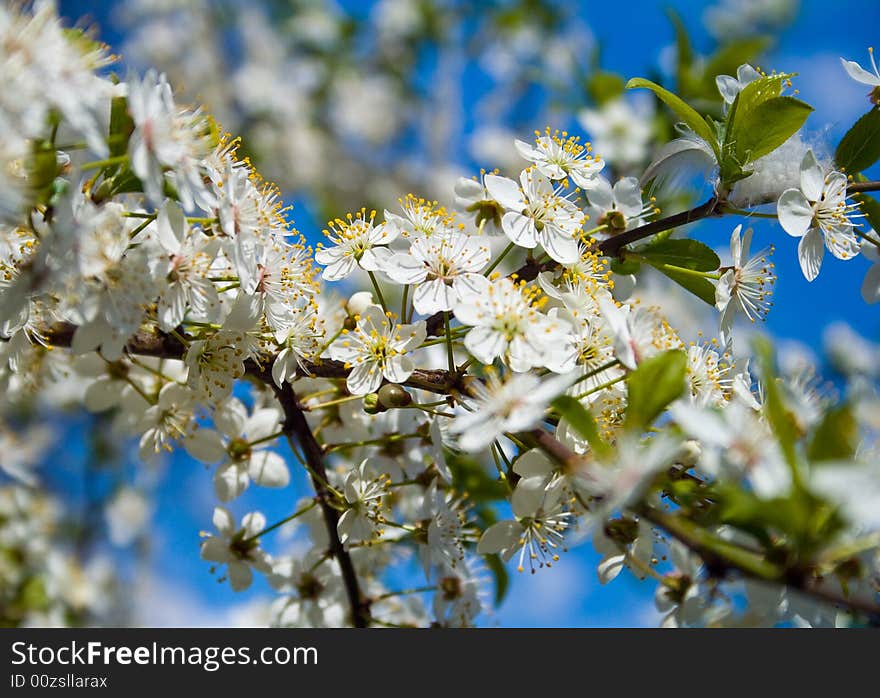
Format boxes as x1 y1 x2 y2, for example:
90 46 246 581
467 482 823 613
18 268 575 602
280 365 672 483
808 405 857 462
835 107 880 174
854 193 880 232
626 77 721 161
650 266 718 305
732 96 813 164
624 349 687 431
552 395 612 460
639 238 721 271
754 337 801 482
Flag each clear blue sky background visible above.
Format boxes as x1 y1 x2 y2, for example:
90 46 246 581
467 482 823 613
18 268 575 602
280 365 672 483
48 0 880 627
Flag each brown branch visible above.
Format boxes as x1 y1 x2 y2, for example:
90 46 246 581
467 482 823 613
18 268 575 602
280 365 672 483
848 180 880 195
272 381 371 628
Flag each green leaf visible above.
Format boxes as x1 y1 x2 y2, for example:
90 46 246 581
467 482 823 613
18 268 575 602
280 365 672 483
808 406 857 462
653 267 718 305
552 395 612 460
108 96 134 158
726 74 786 136
626 77 721 161
754 337 801 480
835 107 880 174
636 239 720 305
586 70 625 106
624 349 687 431
484 554 509 606
666 10 693 93
733 96 812 164
854 193 880 232
610 258 640 275
639 238 721 271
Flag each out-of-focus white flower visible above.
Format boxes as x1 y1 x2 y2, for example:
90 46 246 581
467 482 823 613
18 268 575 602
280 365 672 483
449 371 575 452
578 98 653 168
127 70 214 210
185 397 288 501
200 507 273 591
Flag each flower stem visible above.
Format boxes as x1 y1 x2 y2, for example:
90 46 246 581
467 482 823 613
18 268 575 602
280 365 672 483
80 154 128 171
243 499 318 543
484 241 516 276
368 271 389 314
444 312 456 374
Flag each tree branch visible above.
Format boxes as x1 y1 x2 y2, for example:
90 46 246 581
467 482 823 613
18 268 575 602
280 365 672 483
272 381 372 628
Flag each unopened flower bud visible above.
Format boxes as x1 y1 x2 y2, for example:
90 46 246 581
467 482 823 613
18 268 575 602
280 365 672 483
346 291 374 317
363 392 383 414
677 439 701 467
378 383 412 408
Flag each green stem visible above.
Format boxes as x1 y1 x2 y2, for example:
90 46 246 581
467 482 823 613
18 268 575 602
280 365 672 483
243 499 318 543
400 284 409 321
444 312 456 374
574 373 627 400
368 271 389 314
324 433 422 453
484 241 516 276
249 430 285 447
80 154 128 171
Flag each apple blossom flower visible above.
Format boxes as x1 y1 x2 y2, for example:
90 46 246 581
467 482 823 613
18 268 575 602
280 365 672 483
200 507 273 591
777 150 860 281
315 209 399 281
454 276 571 372
384 232 490 314
328 305 426 395
476 480 572 573
716 225 775 344
185 397 289 501
584 176 656 237
484 169 586 264
513 130 605 190
449 371 576 452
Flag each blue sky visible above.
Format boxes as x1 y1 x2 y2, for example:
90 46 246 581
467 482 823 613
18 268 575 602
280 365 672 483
46 0 880 627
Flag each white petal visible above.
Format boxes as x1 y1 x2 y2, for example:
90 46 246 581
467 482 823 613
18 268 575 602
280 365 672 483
485 174 525 211
214 463 250 501
476 520 521 555
840 57 880 86
799 150 824 202
861 263 880 303
797 228 825 282
184 429 226 464
346 361 383 396
501 212 539 248
248 451 290 488
777 189 813 238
